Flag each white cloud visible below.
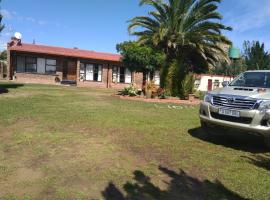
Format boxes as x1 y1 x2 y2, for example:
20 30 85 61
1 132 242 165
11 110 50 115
25 17 36 23
1 9 14 19
1 9 48 26
224 0 270 32
38 20 47 25
1 9 67 30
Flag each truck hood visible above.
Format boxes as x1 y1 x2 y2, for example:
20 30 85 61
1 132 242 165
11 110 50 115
209 86 270 100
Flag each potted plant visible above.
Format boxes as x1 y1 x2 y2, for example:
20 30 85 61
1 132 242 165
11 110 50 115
145 81 156 99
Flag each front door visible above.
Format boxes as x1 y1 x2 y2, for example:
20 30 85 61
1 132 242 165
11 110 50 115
62 60 77 81
208 79 213 91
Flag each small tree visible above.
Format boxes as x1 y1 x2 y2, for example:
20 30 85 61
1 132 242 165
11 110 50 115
0 50 7 61
116 41 165 73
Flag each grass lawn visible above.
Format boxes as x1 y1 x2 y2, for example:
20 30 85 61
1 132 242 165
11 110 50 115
0 82 269 200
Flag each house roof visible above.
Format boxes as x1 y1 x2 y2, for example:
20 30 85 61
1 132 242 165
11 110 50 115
9 43 122 62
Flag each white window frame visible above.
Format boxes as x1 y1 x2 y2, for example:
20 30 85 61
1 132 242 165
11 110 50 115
112 66 132 84
81 63 103 82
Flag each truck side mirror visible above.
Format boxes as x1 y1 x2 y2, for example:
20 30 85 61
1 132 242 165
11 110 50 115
222 81 229 87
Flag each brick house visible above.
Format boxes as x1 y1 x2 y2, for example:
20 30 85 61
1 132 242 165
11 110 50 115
7 37 160 89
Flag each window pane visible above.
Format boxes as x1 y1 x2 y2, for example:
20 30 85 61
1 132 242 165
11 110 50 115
85 64 93 81
80 63 85 74
112 67 118 83
125 68 132 83
16 56 25 72
154 71 160 85
37 58 46 74
46 65 56 73
119 67 125 83
26 57 36 64
26 63 37 72
93 65 99 81
46 59 56 65
98 65 102 82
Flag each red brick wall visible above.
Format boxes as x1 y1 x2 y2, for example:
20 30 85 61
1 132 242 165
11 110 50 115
14 73 60 85
9 51 145 89
134 72 143 88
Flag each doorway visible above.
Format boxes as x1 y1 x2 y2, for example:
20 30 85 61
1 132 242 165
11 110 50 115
62 60 77 81
208 79 213 91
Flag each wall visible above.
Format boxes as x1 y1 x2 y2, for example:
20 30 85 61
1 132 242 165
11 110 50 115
9 51 145 89
196 75 234 92
14 73 60 85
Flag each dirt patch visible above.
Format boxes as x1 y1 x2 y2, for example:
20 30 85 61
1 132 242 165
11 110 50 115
0 167 44 198
114 95 201 105
14 167 44 182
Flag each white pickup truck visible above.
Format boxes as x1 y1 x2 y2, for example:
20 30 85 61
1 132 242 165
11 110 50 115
200 70 270 148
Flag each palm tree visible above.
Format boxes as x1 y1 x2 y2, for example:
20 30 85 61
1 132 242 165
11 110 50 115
128 0 232 75
0 1 4 33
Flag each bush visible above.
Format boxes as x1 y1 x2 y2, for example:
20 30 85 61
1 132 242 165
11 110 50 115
194 90 206 100
119 84 138 96
180 73 195 99
157 88 166 99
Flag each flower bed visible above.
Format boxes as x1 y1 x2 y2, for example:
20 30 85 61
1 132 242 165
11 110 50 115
113 94 201 105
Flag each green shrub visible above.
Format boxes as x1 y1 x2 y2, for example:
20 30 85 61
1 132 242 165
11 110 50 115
194 90 206 100
157 88 166 99
119 84 138 96
180 73 195 99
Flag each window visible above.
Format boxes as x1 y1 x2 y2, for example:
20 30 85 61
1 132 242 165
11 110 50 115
112 66 132 84
194 79 201 89
25 57 37 72
16 56 25 72
46 59 56 74
112 67 118 83
145 71 160 85
154 71 160 85
80 63 85 80
230 72 270 88
81 63 102 82
16 56 57 74
214 80 220 88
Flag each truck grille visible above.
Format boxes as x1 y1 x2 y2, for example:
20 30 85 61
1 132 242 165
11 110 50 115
210 112 253 124
212 96 257 110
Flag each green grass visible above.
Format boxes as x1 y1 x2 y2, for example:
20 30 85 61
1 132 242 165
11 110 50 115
0 82 269 200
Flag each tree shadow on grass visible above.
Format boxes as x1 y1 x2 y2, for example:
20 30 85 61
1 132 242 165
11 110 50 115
188 127 268 154
242 155 270 171
0 83 24 94
102 166 249 200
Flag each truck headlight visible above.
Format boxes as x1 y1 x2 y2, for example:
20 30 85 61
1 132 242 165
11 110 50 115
258 100 270 112
204 93 213 104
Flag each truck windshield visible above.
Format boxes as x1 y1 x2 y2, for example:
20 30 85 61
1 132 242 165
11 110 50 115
230 72 270 88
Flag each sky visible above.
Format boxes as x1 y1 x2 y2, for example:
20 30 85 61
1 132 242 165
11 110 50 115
0 0 270 54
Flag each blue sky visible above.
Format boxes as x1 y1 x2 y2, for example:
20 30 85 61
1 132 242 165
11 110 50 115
1 0 270 53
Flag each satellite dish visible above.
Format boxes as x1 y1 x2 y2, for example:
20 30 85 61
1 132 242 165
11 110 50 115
14 32 22 40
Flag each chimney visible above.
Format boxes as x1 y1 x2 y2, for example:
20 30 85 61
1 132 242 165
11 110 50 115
8 37 22 48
